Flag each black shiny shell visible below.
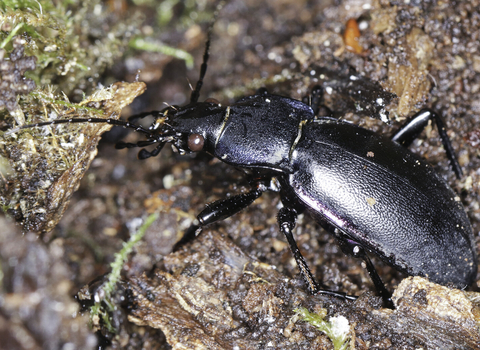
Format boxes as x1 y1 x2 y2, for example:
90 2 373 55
185 93 477 289
214 94 314 171
289 119 477 288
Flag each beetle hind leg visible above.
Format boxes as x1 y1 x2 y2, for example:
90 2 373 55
335 234 394 308
391 108 463 178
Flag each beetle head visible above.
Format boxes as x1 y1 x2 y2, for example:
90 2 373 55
134 99 226 159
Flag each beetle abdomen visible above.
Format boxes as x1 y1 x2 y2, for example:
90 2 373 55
289 119 477 288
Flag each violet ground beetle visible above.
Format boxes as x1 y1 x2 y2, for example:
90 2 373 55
10 15 477 308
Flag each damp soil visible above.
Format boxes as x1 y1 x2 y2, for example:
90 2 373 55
1 0 480 349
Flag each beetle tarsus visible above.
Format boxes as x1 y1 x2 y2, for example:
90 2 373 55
173 224 201 251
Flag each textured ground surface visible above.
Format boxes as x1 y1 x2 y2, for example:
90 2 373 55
1 0 480 349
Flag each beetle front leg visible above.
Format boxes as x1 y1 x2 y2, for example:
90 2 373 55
278 207 357 302
391 108 463 178
197 188 264 225
174 187 265 249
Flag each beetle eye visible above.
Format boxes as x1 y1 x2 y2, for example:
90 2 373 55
188 133 205 152
204 98 220 105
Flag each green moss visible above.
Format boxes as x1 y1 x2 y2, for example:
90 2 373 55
0 82 146 233
0 0 142 98
295 307 351 350
90 212 159 333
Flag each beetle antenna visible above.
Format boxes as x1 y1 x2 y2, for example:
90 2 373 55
5 117 155 138
6 116 179 159
189 1 224 103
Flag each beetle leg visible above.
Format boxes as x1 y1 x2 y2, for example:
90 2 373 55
302 85 333 117
277 207 358 302
278 207 319 293
335 235 394 308
174 187 265 250
137 142 166 159
197 188 264 225
391 108 463 178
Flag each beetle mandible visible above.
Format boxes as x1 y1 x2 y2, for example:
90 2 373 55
14 19 478 308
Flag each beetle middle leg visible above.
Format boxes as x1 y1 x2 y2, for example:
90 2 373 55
391 108 463 178
277 206 358 302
